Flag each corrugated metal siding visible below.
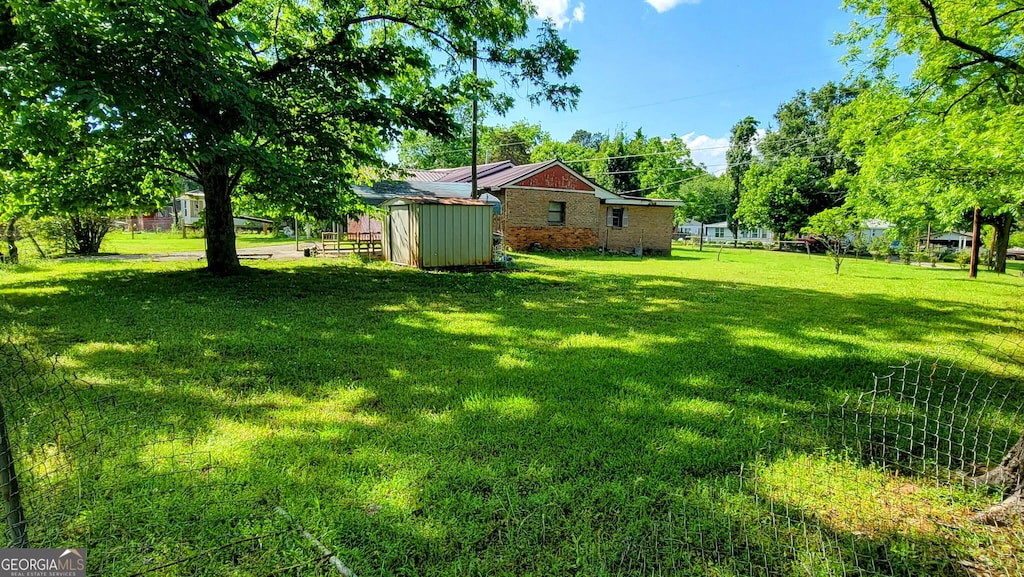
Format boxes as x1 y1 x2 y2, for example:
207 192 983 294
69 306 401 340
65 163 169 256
387 206 414 266
418 203 493 268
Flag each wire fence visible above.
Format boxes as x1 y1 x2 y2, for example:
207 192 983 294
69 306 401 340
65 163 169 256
0 341 336 576
0 333 1021 576
832 331 1024 486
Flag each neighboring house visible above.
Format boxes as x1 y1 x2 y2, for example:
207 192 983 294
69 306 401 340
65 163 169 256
675 220 703 239
702 221 774 245
173 191 273 229
178 191 207 226
850 219 973 250
386 159 683 254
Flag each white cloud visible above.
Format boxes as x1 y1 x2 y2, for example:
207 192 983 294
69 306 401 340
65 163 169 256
573 3 586 24
682 129 767 175
645 0 701 14
682 132 730 175
532 0 586 29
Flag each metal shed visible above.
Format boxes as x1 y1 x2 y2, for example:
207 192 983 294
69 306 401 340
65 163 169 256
381 197 494 268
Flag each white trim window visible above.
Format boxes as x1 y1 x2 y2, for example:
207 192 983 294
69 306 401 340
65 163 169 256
607 207 628 228
548 201 566 225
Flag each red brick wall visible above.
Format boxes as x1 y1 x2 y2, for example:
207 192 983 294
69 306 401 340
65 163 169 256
499 187 601 250
516 165 595 191
507 227 599 250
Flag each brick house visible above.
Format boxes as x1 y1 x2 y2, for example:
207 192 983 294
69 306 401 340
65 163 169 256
402 160 683 255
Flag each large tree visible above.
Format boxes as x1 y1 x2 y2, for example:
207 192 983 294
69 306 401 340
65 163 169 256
725 116 760 243
739 82 859 237
736 157 822 239
1 1 579 274
589 129 699 197
399 116 548 169
840 0 1024 523
838 0 1024 274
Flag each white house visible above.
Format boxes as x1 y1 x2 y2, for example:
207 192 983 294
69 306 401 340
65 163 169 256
702 221 774 245
849 219 972 250
675 220 704 239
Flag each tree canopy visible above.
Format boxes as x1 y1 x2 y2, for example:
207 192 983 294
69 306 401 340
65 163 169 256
837 0 1024 272
736 83 857 238
1 0 580 273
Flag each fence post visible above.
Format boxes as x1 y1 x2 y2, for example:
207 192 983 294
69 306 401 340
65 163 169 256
0 400 27 548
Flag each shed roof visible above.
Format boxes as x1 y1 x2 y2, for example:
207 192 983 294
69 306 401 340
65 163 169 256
382 196 494 206
353 180 474 206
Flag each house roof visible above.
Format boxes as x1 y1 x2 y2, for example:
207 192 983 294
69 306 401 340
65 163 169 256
381 159 682 206
406 161 516 184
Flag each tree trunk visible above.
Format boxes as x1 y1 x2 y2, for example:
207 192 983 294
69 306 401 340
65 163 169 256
991 213 1012 274
969 207 981 279
199 161 240 275
970 430 1024 525
3 218 18 265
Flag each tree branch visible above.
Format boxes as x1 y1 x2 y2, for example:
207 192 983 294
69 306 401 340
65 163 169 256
919 0 1024 75
341 15 464 55
209 0 243 20
255 14 468 82
982 6 1024 26
941 72 1000 117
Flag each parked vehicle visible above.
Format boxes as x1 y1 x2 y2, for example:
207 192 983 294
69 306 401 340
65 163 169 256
1007 247 1024 260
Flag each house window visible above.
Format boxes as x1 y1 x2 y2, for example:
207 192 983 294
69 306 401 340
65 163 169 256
609 207 625 228
548 201 566 225
713 228 724 238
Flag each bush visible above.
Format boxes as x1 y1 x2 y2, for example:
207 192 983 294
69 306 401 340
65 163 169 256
868 236 889 261
954 250 971 270
30 212 112 255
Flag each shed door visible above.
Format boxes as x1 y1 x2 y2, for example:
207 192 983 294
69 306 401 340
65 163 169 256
389 206 413 266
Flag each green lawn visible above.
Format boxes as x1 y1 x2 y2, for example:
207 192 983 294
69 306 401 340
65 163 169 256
0 247 1021 575
100 230 300 254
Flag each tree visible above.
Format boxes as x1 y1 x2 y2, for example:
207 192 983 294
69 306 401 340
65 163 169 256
675 172 732 251
803 207 859 274
726 117 760 244
567 129 607 151
741 82 859 233
399 115 548 169
736 158 822 239
838 0 1024 275
589 129 699 197
839 1 1024 518
2 1 580 274
1 104 172 258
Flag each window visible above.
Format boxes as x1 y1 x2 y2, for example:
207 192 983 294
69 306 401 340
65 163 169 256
713 228 725 238
548 201 566 225
608 207 626 228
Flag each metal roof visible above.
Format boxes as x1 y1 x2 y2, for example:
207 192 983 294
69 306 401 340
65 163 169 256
381 196 493 206
353 181 474 206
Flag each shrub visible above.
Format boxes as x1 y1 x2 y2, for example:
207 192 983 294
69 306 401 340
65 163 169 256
954 250 971 270
30 212 112 255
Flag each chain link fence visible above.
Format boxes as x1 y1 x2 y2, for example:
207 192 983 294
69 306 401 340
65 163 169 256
1 333 1021 576
0 341 337 575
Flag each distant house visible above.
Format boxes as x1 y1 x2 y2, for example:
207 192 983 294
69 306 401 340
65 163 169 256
850 219 973 250
702 221 774 245
355 160 684 255
675 220 703 239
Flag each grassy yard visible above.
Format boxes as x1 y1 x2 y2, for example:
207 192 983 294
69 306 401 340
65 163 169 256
0 246 1022 575
100 230 299 254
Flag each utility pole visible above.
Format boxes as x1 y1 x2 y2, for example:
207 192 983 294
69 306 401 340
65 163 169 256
969 207 981 279
471 41 479 199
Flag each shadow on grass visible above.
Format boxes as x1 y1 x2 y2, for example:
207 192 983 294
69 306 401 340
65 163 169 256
0 258 1020 574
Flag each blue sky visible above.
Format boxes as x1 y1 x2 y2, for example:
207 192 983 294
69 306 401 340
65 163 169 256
491 0 856 173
